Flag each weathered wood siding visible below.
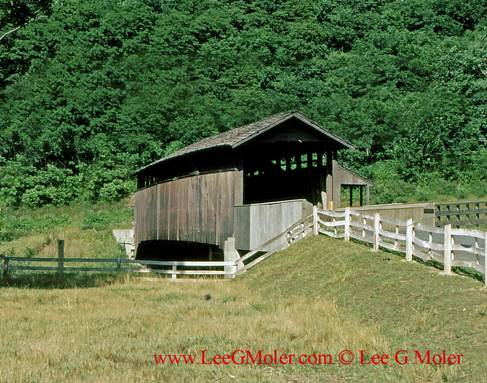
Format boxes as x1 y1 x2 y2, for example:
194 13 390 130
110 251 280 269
135 170 243 252
331 160 371 208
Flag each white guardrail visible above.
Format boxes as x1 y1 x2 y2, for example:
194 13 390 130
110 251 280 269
313 206 487 285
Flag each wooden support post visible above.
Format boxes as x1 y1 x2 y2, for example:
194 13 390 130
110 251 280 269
117 257 122 272
484 232 487 286
366 185 370 205
443 224 452 275
344 207 350 241
171 265 177 281
296 152 301 169
325 151 333 210
57 240 64 274
2 256 8 279
405 219 413 261
312 206 319 236
316 150 323 168
373 213 380 252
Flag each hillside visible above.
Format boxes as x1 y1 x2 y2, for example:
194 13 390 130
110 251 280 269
0 199 132 259
1 225 486 381
1 0 486 207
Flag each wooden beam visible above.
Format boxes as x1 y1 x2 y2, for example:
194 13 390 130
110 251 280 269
296 152 302 169
325 151 333 210
307 152 313 168
317 150 323 168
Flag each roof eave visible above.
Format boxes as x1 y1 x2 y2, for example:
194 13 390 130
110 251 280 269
133 144 231 175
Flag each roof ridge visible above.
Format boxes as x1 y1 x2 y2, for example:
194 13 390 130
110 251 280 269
134 111 352 174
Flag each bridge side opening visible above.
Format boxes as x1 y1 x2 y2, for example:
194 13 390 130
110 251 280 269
341 184 368 207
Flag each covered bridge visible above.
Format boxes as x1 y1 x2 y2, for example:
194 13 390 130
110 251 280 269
134 112 371 260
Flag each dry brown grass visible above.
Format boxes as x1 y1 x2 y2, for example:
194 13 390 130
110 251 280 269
0 277 384 383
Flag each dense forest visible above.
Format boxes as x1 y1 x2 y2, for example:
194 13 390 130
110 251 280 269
0 0 486 207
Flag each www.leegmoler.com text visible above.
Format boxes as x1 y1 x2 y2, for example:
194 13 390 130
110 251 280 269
152 349 464 367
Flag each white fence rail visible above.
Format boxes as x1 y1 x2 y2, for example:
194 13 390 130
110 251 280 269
233 214 313 276
313 206 487 285
1 216 313 280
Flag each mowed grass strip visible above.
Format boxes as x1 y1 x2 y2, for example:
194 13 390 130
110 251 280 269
1 236 486 382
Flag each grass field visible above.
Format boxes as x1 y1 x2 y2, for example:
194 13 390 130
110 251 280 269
1 233 487 382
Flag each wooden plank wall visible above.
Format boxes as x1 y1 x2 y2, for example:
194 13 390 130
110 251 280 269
134 170 243 252
234 199 313 251
134 186 158 251
332 160 371 209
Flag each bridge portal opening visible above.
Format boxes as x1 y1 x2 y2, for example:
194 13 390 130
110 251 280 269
136 240 223 262
243 149 329 206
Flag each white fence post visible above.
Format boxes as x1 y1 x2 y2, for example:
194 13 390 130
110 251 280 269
224 237 239 278
344 207 350 241
171 265 177 281
373 213 380 252
443 224 452 275
405 219 413 261
484 232 487 286
313 206 319 236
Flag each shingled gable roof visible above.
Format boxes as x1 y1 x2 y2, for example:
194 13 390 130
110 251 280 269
135 112 354 174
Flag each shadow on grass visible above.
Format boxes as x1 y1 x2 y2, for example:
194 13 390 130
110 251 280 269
0 272 133 289
373 243 486 284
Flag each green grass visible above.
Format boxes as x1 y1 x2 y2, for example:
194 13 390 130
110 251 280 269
0 199 133 259
1 235 486 382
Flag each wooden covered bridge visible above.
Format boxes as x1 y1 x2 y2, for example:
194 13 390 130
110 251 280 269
134 112 371 261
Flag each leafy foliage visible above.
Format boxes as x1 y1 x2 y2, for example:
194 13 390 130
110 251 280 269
0 0 486 206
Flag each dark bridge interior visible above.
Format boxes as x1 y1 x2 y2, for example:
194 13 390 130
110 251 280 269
242 147 329 206
137 240 223 262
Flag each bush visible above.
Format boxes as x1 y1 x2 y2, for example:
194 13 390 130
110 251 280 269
81 211 110 230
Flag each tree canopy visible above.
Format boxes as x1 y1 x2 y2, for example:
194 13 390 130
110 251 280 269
0 0 486 206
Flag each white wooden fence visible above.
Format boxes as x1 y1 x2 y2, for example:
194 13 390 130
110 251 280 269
1 216 313 280
6 207 483 284
313 206 487 285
